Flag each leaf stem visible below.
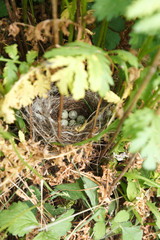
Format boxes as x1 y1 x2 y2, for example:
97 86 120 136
67 0 77 42
0 57 21 64
97 19 108 48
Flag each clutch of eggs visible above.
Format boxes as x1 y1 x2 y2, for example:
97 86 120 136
61 110 85 126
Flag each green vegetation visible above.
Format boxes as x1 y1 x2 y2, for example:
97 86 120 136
0 0 160 239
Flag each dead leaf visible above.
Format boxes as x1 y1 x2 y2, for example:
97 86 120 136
9 23 20 38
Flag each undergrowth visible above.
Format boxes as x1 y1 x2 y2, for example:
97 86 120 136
0 0 160 239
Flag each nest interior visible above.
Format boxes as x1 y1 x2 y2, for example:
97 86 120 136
22 85 107 144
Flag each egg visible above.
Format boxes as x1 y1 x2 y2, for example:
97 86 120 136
69 110 78 120
69 119 76 127
61 119 68 126
62 110 68 119
77 115 85 124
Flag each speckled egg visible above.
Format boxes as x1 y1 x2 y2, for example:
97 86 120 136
69 110 78 120
69 119 76 127
61 119 68 126
77 115 85 124
62 110 68 119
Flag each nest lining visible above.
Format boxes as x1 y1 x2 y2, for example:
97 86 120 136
22 85 109 144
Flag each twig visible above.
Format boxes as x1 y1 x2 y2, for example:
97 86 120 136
100 48 160 160
107 153 137 197
5 0 13 21
89 97 102 138
51 0 59 45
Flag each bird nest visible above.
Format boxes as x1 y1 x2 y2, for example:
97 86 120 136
22 85 108 144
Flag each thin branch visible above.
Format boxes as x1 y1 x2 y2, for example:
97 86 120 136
5 0 14 21
100 48 160 160
51 0 59 45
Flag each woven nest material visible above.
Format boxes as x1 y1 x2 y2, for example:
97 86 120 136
22 85 108 144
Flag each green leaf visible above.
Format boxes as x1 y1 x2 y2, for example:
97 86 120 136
93 221 105 240
0 0 8 17
121 225 143 240
111 221 132 234
125 171 160 189
93 0 131 21
123 108 160 170
43 41 113 99
93 209 106 240
19 62 30 74
44 203 66 217
108 17 126 32
82 176 99 206
49 56 88 99
114 210 130 223
55 179 87 201
71 58 88 100
44 41 108 58
43 203 56 217
126 0 160 19
105 29 121 50
0 128 13 140
26 50 38 65
3 61 18 92
15 111 27 133
110 55 128 81
109 50 138 68
146 201 160 228
4 44 19 60
140 73 160 102
157 188 160 197
87 54 112 95
33 231 59 240
0 201 39 237
93 208 106 222
108 200 116 215
93 17 125 50
127 181 140 201
34 209 74 240
132 209 143 225
27 185 41 201
134 13 160 35
129 32 146 50
129 32 160 58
